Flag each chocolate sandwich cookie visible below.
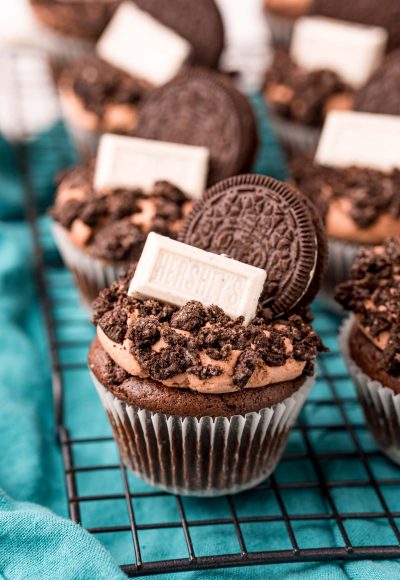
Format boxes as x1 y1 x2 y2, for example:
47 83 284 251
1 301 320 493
30 0 121 42
180 174 327 316
133 0 224 68
135 69 258 186
354 49 400 116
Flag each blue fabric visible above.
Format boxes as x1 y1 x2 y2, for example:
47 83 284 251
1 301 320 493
1 105 400 579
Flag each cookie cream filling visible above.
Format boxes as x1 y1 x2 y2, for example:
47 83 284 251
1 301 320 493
97 323 307 394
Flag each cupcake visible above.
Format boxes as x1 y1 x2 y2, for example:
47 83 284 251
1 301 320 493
264 0 400 51
264 48 353 155
337 238 400 464
29 0 120 62
290 155 400 305
135 69 259 185
88 173 327 496
58 0 224 154
50 163 192 309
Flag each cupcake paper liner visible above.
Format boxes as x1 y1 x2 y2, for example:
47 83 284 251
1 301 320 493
319 238 361 312
265 10 294 48
269 112 321 156
340 316 400 465
52 222 127 311
91 371 315 496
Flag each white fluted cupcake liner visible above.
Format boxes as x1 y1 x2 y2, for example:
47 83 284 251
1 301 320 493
91 371 315 496
340 316 400 465
269 112 321 155
319 239 361 312
265 10 294 48
52 222 127 311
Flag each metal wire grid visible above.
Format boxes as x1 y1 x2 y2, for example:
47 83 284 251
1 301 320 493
9 48 400 576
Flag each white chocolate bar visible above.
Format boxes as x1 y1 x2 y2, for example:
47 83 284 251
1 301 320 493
315 111 400 171
128 233 267 325
290 17 387 88
96 2 191 86
94 135 209 199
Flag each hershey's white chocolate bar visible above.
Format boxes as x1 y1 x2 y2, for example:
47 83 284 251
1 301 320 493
129 233 267 325
315 111 400 171
290 17 387 88
94 134 209 199
96 2 191 86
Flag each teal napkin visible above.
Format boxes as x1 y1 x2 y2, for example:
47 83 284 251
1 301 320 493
1 107 400 580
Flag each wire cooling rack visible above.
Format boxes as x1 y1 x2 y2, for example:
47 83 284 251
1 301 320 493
8 48 400 576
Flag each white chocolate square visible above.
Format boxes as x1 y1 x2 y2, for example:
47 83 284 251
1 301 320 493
128 233 267 325
94 134 209 199
96 1 191 86
290 17 387 88
315 111 400 171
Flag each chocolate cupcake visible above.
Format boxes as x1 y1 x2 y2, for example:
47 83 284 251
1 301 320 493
58 0 224 155
136 69 259 185
88 173 327 495
50 163 192 309
264 49 353 155
29 0 120 62
337 238 400 464
291 156 400 306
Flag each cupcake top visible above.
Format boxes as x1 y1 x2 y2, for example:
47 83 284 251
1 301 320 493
264 50 352 127
93 270 324 394
50 164 191 262
290 156 400 244
354 50 400 116
30 0 120 42
59 56 150 134
92 174 327 395
336 237 400 375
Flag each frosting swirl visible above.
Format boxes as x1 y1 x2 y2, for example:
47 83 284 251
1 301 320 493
92 268 324 394
336 238 400 375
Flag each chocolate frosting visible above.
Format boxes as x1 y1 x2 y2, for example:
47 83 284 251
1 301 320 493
290 156 400 229
50 164 190 262
355 50 400 116
93 267 325 390
336 238 400 375
60 56 150 118
264 50 350 127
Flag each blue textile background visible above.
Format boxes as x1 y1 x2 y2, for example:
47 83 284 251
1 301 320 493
1 103 400 579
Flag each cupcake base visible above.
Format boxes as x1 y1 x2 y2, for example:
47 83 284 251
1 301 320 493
89 338 315 496
52 222 127 311
341 316 400 465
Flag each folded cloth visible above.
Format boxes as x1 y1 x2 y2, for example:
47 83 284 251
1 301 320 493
0 490 125 580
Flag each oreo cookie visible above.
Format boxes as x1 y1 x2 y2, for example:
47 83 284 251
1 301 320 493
133 0 224 68
135 69 258 186
179 174 327 316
